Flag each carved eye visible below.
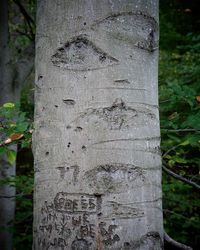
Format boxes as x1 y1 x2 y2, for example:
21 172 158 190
51 36 118 71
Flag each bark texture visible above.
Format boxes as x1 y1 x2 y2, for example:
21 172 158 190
33 1 163 249
0 1 34 249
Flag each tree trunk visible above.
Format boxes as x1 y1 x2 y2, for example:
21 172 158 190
0 1 16 249
0 1 34 249
33 0 163 249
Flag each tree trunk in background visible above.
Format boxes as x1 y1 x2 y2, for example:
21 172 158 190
0 1 16 249
33 0 163 249
0 1 34 249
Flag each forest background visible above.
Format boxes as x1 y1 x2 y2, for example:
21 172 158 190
0 0 199 249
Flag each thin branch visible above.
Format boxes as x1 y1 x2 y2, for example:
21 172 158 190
163 209 192 221
0 193 24 198
14 213 32 224
15 28 33 41
0 129 33 147
159 99 170 103
13 0 35 40
162 144 180 158
162 162 200 190
13 0 34 24
164 231 193 250
162 128 200 133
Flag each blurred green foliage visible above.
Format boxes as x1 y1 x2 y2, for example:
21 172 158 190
160 1 200 249
0 102 32 159
0 99 33 249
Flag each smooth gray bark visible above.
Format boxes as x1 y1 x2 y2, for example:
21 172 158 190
0 1 34 249
33 1 163 249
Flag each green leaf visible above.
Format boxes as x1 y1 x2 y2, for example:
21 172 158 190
180 140 190 146
6 150 16 165
173 156 187 164
0 147 7 156
3 103 15 108
16 122 29 133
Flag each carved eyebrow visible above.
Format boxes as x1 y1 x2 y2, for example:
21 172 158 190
91 11 159 52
